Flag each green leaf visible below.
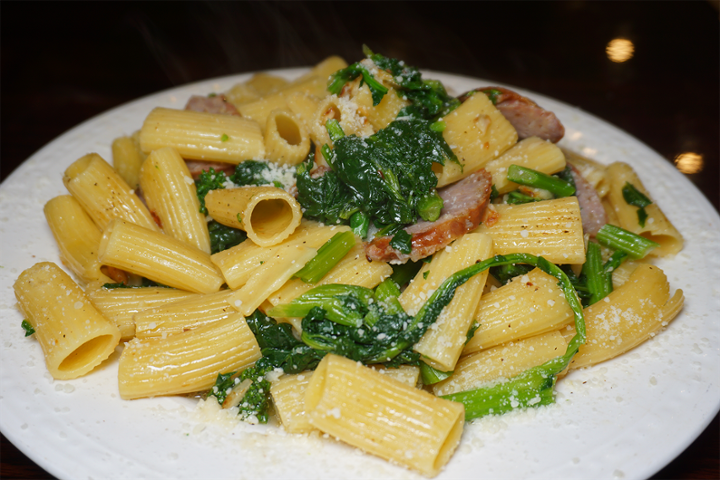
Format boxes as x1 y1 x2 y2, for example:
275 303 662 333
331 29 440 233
420 362 453 385
21 320 35 337
622 182 653 228
294 231 356 284
390 229 412 254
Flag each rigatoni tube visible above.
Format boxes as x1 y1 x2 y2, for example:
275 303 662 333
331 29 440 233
14 262 121 380
98 219 224 294
305 354 465 478
63 153 159 232
140 147 211 253
118 313 261 399
139 107 265 163
44 195 113 286
205 186 303 247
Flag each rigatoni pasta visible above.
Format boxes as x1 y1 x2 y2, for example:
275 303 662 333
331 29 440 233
140 147 211 253
604 162 683 256
118 313 261 399
63 153 159 232
14 262 121 380
98 219 224 294
44 195 113 286
140 107 265 162
205 186 303 247
305 354 465 477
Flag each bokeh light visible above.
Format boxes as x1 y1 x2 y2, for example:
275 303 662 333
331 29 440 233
606 38 634 63
674 152 704 174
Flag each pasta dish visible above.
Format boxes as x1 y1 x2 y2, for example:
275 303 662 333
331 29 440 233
12 48 685 477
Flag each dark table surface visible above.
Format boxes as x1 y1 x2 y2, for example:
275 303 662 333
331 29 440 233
1 2 718 479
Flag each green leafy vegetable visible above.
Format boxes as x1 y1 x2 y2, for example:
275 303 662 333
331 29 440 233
294 231 356 284
489 263 534 286
622 182 653 228
209 310 325 422
389 260 423 287
328 46 459 120
195 168 227 215
296 118 455 235
596 224 659 259
506 165 576 198
328 118 453 225
420 362 453 385
389 229 413 254
208 220 247 254
350 211 370 238
215 253 585 424
506 190 541 205
328 63 389 106
365 46 460 120
295 152 358 225
220 133 229 142
21 320 35 337
229 160 274 187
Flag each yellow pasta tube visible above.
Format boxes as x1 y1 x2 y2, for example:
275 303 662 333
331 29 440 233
111 135 144 189
485 136 567 194
268 241 392 306
87 285 197 341
271 364 420 435
463 268 575 356
475 197 586 264
293 55 348 84
412 234 494 372
237 76 329 129
270 371 315 434
305 354 465 477
139 147 211 253
98 219 224 294
205 186 303 247
140 107 265 163
345 77 410 130
63 153 159 232
310 95 374 149
564 264 683 369
264 109 311 166
44 195 113 285
245 72 289 96
118 313 261 399
225 81 260 106
211 222 346 290
227 245 317 316
436 93 518 187
605 162 683 256
285 91 321 129
14 263 121 380
434 331 568 396
134 289 237 338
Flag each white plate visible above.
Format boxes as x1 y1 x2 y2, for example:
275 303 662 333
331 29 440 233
1 69 718 480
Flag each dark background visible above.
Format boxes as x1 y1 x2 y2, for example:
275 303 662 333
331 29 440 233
1 2 718 479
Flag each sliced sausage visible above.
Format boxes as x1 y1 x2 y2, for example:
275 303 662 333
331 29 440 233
459 87 565 143
365 169 493 263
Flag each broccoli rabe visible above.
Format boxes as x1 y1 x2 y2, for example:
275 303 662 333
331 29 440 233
195 168 227 215
209 310 325 422
328 46 459 121
208 220 247 254
296 118 456 241
211 252 587 423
